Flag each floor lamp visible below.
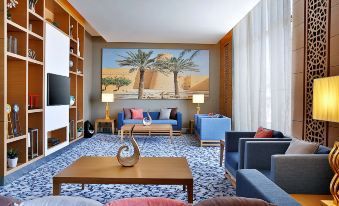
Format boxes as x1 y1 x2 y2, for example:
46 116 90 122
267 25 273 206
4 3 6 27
313 76 339 206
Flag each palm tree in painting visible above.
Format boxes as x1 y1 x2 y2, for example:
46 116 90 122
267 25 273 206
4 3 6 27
155 50 200 97
117 49 158 99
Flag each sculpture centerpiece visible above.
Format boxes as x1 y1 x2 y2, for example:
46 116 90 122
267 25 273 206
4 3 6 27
117 136 140 167
143 112 152 126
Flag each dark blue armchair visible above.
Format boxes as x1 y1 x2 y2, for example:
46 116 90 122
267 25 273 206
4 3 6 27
224 131 291 178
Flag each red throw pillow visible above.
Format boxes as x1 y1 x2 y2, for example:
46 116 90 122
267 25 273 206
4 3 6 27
254 127 273 138
131 109 144 120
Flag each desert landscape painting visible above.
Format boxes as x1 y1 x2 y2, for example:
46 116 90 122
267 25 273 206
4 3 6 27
101 48 209 99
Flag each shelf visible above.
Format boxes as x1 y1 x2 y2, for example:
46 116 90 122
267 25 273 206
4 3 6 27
7 20 27 32
77 119 83 123
7 52 26 61
70 52 84 60
69 135 83 144
28 58 44 65
28 31 44 41
69 71 77 75
28 10 44 21
28 108 43 113
70 37 77 43
6 135 26 144
70 105 77 109
6 162 25 174
27 155 43 164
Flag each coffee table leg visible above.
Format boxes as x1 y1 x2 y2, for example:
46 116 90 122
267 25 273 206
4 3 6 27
170 129 173 144
183 185 186 191
53 180 61 195
120 130 124 142
81 184 85 190
187 183 193 203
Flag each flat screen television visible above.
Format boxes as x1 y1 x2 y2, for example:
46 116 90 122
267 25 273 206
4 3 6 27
47 73 70 106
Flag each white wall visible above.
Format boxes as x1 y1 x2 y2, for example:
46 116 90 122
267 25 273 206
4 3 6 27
44 23 70 155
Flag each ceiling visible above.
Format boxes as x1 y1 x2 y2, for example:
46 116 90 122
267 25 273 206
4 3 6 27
68 0 260 44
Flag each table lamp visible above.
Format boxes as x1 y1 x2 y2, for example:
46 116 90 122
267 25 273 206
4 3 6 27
313 76 339 205
192 94 204 114
102 93 114 120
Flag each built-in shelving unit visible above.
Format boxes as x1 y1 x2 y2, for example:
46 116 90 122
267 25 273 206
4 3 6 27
0 0 86 179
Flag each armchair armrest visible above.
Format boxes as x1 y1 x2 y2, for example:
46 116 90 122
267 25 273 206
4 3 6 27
244 141 290 170
271 154 332 194
176 112 182 130
238 138 291 169
117 112 124 130
225 132 256 152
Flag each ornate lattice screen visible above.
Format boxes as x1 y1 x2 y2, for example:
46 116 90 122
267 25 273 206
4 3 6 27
304 0 330 145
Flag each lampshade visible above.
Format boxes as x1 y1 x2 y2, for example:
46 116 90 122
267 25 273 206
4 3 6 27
102 93 114 103
313 76 339 122
192 94 205 104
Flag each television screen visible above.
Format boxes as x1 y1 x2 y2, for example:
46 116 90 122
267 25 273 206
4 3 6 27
47 73 70 106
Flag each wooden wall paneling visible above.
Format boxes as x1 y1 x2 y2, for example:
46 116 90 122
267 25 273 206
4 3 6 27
304 0 330 145
219 31 232 117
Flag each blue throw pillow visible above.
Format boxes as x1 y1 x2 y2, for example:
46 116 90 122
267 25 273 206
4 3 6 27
315 145 331 154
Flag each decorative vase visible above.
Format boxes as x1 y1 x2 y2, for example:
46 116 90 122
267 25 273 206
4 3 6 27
77 131 82 137
143 112 152 126
69 60 74 68
117 137 140 167
70 96 75 106
7 157 18 168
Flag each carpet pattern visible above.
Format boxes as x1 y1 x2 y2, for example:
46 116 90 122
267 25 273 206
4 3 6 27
0 134 235 204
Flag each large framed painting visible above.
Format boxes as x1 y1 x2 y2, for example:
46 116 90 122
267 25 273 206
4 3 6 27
101 48 209 100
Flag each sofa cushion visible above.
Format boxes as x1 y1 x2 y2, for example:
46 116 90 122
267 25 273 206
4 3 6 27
105 197 189 206
131 109 144 120
169 108 178 120
0 195 21 206
123 108 133 119
195 197 274 206
285 139 319 154
152 120 177 125
316 145 331 154
226 152 239 170
254 127 273 138
159 108 171 120
20 196 102 206
123 120 177 125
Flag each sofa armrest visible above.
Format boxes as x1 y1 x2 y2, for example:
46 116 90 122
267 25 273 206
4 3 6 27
117 112 124 130
225 132 256 152
271 154 332 194
176 112 182 130
244 141 290 170
238 138 291 169
236 169 301 206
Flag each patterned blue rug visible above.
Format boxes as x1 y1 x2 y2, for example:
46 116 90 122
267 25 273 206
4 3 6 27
0 134 235 204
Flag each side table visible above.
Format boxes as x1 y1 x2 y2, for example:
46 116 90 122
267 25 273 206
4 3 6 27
95 118 115 134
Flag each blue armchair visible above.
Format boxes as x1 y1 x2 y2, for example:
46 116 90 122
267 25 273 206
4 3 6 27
195 114 231 146
224 131 291 178
117 111 182 131
244 141 332 194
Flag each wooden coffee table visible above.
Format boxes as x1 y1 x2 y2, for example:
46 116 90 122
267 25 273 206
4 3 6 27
121 124 173 143
53 156 194 203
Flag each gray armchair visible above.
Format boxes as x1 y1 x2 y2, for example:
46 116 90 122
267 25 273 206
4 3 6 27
244 141 332 194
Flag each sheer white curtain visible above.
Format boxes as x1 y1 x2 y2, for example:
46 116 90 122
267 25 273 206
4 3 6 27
232 0 291 134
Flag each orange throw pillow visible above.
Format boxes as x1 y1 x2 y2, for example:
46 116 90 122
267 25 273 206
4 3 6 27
254 127 273 138
131 108 144 120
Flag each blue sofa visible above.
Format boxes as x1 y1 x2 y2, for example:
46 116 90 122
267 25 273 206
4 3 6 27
224 131 291 178
194 114 231 146
244 141 332 194
236 169 301 206
117 111 182 131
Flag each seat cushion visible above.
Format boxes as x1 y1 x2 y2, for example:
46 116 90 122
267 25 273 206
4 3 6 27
152 120 177 125
123 120 177 125
195 197 274 206
226 152 239 170
123 120 143 125
105 197 189 206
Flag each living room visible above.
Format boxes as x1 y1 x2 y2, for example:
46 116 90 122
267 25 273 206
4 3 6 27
0 0 338 206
